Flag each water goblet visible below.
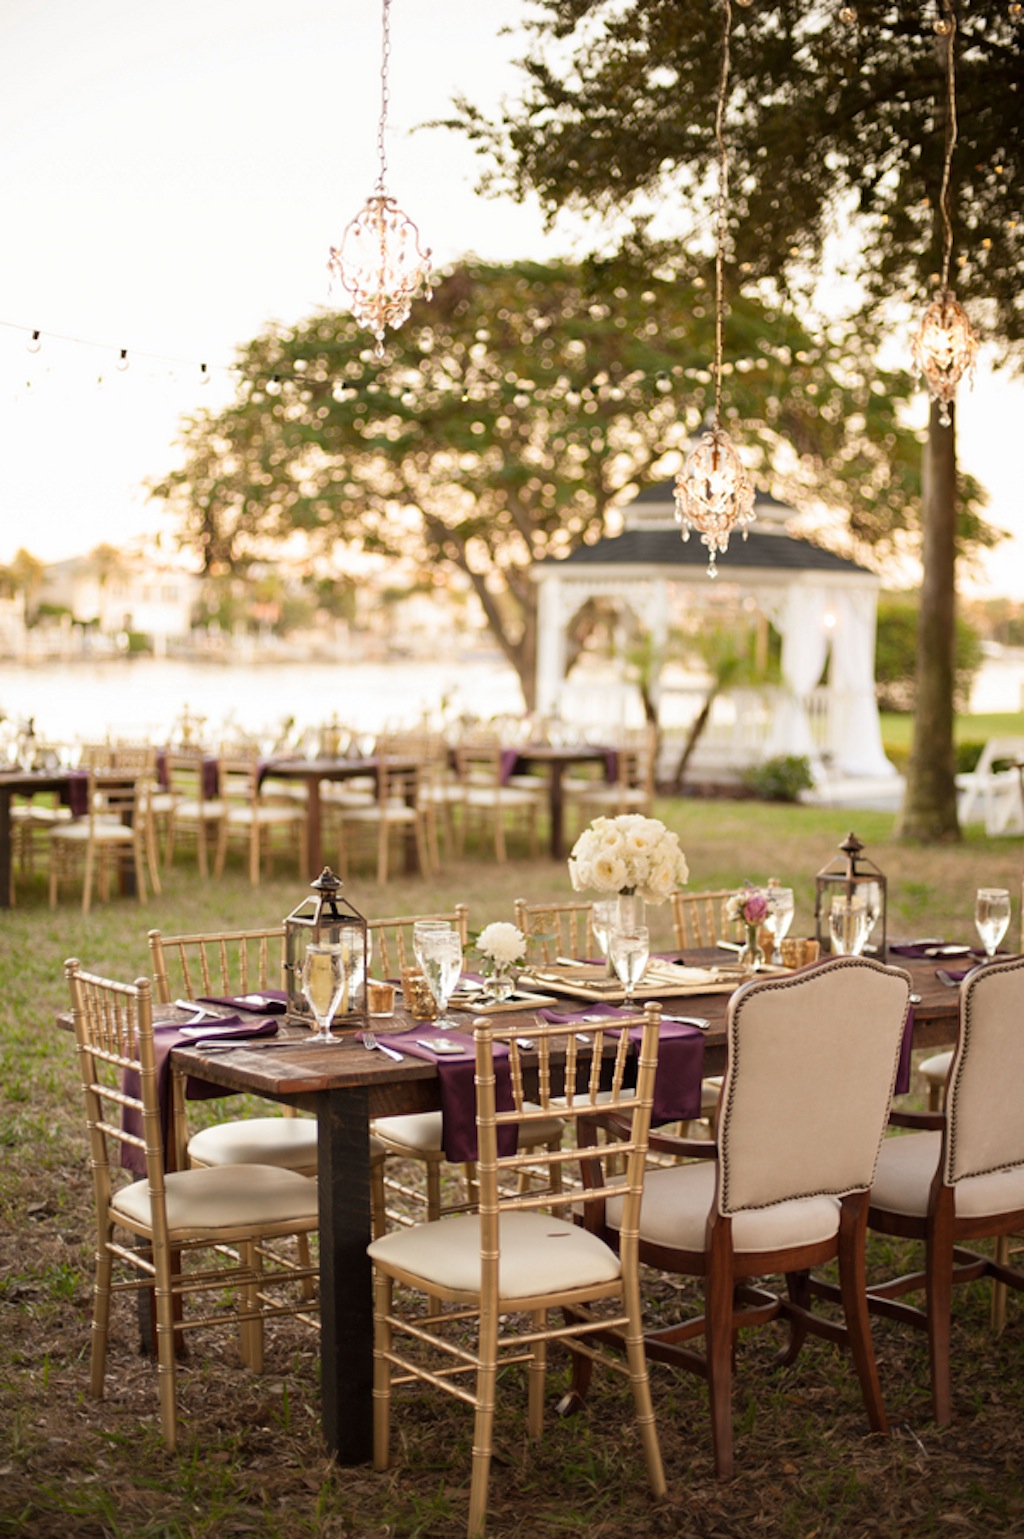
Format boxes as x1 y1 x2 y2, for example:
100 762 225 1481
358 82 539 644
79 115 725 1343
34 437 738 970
412 919 452 974
765 887 794 965
417 927 464 1028
608 925 650 1007
975 888 1011 960
829 893 871 956
301 943 346 1043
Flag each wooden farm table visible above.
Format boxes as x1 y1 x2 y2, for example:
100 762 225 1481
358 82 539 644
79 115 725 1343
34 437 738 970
0 768 73 909
259 755 423 877
168 948 960 1464
502 744 609 861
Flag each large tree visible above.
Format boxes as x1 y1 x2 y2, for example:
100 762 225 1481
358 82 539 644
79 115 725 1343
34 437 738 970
451 0 1021 837
153 256 926 709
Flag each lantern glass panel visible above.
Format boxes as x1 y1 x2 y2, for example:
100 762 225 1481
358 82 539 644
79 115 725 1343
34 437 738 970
284 868 368 1031
813 833 887 959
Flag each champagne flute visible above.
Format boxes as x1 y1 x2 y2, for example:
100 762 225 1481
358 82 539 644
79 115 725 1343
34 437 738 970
608 925 650 1006
829 894 871 956
301 943 346 1043
417 927 464 1028
975 888 1011 960
765 887 794 965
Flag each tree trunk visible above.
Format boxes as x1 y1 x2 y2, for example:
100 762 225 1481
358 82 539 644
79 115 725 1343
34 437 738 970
896 402 960 842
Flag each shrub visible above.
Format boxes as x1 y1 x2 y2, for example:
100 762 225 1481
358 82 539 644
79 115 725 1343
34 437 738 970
743 754 815 803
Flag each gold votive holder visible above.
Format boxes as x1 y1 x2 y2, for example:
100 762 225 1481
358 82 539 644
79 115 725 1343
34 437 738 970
401 968 437 1021
781 938 821 969
367 980 396 1017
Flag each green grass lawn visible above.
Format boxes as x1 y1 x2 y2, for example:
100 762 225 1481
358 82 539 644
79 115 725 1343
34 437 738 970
2 798 1023 1538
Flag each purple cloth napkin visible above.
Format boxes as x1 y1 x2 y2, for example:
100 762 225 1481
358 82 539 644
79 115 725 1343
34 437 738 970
536 1004 705 1124
890 942 978 960
895 1004 914 1096
384 1029 516 1163
196 990 288 1013
120 1016 277 1173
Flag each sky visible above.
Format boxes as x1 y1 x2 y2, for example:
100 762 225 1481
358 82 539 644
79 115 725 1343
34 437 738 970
1 0 1021 595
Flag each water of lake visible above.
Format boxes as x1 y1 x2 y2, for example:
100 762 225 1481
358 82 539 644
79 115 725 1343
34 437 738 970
1 646 1020 745
0 655 527 744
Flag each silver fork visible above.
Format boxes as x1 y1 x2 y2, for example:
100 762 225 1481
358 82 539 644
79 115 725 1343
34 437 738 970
362 1031 404 1062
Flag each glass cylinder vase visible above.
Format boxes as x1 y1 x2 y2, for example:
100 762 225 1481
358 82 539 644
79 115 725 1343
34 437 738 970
488 964 515 1003
616 891 646 934
738 924 765 971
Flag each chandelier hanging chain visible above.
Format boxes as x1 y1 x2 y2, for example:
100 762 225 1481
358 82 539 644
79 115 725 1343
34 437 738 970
712 0 731 430
937 0 957 289
375 0 392 195
326 0 431 357
910 0 977 426
672 0 756 576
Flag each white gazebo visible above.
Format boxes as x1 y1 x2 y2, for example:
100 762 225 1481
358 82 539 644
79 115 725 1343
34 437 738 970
533 479 896 784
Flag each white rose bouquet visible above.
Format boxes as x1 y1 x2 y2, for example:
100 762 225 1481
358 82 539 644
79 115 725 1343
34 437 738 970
567 814 689 904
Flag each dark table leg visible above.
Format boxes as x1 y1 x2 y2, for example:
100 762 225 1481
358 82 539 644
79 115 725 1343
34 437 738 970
0 788 12 909
317 1086 374 1463
547 762 568 861
306 778 324 876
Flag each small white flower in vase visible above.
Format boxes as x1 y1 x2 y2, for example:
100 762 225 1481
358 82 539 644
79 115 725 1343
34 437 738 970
476 921 527 1002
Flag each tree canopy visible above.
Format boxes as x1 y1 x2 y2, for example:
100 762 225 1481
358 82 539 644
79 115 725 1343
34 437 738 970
455 1 1021 341
448 0 1022 838
152 255 927 707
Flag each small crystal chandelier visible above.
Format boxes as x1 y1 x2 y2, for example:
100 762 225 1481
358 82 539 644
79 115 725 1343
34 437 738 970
674 0 755 577
910 1 978 427
327 0 431 358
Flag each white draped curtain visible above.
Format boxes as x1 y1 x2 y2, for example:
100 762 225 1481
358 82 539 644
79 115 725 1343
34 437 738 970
762 586 831 773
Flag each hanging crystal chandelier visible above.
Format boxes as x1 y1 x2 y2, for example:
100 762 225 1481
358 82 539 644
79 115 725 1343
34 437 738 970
327 0 431 358
910 1 978 426
674 0 755 576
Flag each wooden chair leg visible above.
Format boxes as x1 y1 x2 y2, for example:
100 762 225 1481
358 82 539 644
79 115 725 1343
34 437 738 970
705 1223 736 1480
926 1195 956 1425
991 1234 1010 1333
372 1271 394 1470
837 1194 888 1435
468 1307 499 1539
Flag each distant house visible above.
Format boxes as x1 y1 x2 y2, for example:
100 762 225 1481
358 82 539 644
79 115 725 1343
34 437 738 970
39 552 201 648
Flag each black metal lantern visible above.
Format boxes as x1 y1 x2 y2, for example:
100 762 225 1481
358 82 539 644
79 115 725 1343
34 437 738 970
284 867 369 1033
814 832 887 959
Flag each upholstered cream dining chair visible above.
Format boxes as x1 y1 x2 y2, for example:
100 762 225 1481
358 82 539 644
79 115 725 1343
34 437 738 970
865 953 1024 1422
584 954 911 1479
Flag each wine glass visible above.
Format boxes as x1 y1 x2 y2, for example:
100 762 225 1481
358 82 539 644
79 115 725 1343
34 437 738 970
590 899 618 974
417 927 464 1028
829 894 871 956
608 925 650 1007
975 888 1011 960
765 887 794 965
301 943 347 1043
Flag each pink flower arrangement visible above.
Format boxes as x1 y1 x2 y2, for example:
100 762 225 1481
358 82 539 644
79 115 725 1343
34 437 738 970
725 884 770 927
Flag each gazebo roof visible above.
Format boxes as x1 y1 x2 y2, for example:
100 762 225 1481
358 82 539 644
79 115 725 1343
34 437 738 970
543 478 871 578
550 525 868 576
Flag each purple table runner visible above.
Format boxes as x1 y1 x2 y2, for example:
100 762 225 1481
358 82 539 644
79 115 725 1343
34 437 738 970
120 1014 278 1173
536 1003 705 1124
381 1029 516 1162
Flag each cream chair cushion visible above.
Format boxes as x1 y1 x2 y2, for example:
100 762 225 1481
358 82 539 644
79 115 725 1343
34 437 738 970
368 1209 620 1297
872 1130 1024 1221
188 1116 318 1172
375 1106 564 1153
111 1164 320 1238
605 1161 841 1253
